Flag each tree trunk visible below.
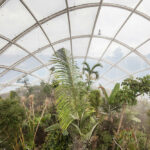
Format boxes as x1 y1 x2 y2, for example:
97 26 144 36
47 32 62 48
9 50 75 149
112 104 126 150
117 104 126 134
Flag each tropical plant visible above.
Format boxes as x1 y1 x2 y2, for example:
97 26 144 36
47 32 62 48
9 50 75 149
0 99 25 149
115 129 150 150
88 90 102 115
99 83 121 122
41 81 52 98
112 75 150 150
51 48 101 149
43 127 71 150
83 62 102 89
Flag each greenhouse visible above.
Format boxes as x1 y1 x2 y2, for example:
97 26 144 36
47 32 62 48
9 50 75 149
0 0 150 149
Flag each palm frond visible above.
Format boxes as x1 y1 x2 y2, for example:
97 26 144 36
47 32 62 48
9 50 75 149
51 48 79 100
92 71 99 80
91 63 102 71
83 62 90 74
99 85 108 100
45 123 60 132
109 83 120 103
51 48 80 130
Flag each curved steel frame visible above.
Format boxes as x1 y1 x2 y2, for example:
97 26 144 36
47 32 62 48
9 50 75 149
0 0 150 92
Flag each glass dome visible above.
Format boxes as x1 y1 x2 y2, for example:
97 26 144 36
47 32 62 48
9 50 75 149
0 0 150 94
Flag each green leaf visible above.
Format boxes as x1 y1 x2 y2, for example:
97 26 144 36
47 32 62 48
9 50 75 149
45 123 60 132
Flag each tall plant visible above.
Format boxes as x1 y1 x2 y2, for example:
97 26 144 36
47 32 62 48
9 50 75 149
83 62 102 89
51 48 100 149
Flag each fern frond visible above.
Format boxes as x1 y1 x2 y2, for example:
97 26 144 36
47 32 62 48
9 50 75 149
51 48 80 130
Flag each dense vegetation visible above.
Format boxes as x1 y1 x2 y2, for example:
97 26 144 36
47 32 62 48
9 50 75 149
0 48 150 150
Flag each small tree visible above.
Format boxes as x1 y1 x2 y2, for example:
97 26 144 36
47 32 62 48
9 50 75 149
112 75 150 149
83 62 102 89
9 91 18 99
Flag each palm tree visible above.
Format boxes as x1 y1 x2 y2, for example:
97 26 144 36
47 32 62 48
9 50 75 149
83 62 102 89
50 48 100 150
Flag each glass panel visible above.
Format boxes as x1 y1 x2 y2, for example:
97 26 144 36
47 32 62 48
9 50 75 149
0 68 5 74
0 0 35 39
88 38 109 58
138 0 150 16
35 47 53 64
116 14 150 48
0 38 8 49
0 70 23 84
98 78 109 87
136 40 150 61
103 0 139 8
0 45 28 66
42 14 69 43
134 69 150 78
24 0 66 20
32 67 50 82
0 86 19 94
72 38 90 57
118 53 149 73
70 7 98 36
88 38 110 58
105 83 115 90
75 58 84 70
17 27 49 52
25 75 41 85
69 0 100 7
105 67 126 80
100 61 111 75
16 57 42 72
54 41 71 52
94 7 130 37
103 42 130 63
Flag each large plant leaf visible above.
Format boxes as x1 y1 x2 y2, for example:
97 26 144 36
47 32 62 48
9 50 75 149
51 48 80 130
109 83 120 103
84 122 100 141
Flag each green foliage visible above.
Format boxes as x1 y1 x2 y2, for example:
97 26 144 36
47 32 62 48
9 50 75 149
51 80 59 88
9 91 18 99
0 99 25 148
117 75 150 106
97 131 112 150
116 129 150 150
51 48 80 130
42 129 71 150
41 81 52 97
51 48 101 149
88 90 101 112
100 83 121 113
83 62 102 88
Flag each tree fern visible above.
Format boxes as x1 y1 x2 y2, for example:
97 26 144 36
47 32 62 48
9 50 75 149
51 48 80 130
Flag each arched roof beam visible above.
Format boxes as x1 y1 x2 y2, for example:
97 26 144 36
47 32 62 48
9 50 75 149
0 2 150 55
65 0 73 58
97 0 143 62
105 67 150 86
0 34 50 77
20 0 56 54
84 0 103 61
100 38 150 79
1 34 150 80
